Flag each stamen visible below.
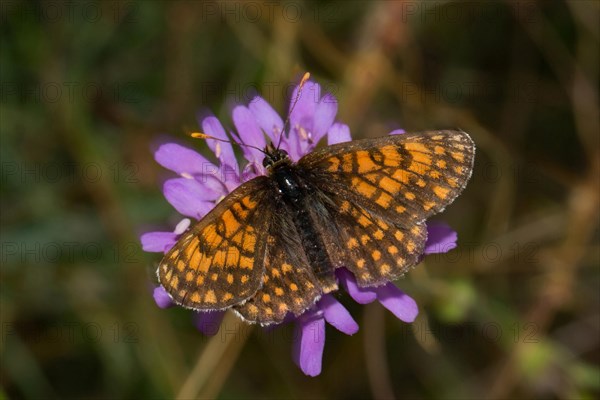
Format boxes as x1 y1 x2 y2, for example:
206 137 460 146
190 132 215 139
298 126 309 140
277 72 311 149
299 72 311 88
190 131 266 155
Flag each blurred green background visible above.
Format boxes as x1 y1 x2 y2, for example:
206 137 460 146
1 0 599 398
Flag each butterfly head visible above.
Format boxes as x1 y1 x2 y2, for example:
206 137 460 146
262 142 290 170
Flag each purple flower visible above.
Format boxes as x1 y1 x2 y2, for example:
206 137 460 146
141 79 460 377
291 222 456 376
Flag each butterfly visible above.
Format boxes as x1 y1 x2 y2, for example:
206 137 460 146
157 130 475 325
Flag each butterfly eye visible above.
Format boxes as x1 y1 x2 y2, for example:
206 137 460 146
262 156 273 168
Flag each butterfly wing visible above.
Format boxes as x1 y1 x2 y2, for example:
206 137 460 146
298 130 475 286
158 176 273 310
233 204 323 325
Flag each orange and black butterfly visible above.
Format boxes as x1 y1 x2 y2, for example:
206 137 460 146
157 130 475 325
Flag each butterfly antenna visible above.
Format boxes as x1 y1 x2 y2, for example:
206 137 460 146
191 132 267 155
276 72 311 149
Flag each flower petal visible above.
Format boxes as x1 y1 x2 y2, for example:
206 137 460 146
154 143 212 177
220 167 243 192
290 81 320 132
153 286 174 309
389 129 406 135
319 295 359 335
248 96 284 142
140 231 178 253
327 123 352 145
194 311 226 336
292 314 326 377
376 283 419 323
236 156 263 182
163 178 217 219
312 93 338 143
201 116 238 170
337 268 377 304
424 222 458 255
232 105 266 165
197 173 229 198
174 218 191 235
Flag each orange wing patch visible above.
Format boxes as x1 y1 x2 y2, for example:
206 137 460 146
158 178 271 310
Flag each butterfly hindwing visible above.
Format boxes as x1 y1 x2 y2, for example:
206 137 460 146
233 210 323 324
158 176 272 310
326 198 428 286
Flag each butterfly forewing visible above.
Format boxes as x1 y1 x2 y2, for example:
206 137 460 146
298 130 475 285
300 130 475 226
158 177 272 310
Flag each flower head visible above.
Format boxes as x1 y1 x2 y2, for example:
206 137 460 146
141 78 460 377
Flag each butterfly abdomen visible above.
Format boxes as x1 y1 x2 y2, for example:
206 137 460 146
271 163 337 292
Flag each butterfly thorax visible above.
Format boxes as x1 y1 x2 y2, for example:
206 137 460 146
262 145 304 201
260 145 338 292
